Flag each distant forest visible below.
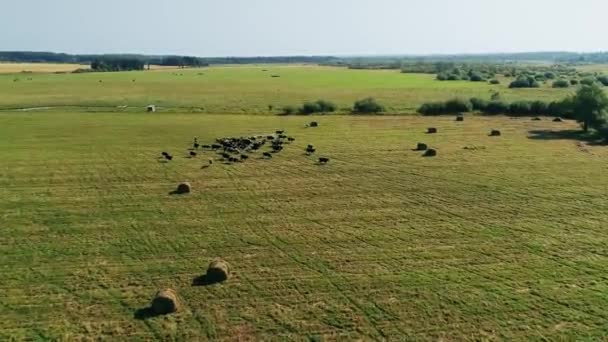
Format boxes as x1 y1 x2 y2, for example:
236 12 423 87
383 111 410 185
1 51 608 70
0 51 339 67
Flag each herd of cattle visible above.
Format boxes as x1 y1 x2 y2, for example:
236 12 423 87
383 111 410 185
159 126 329 166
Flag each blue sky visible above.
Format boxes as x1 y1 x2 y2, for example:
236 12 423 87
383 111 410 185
2 0 607 57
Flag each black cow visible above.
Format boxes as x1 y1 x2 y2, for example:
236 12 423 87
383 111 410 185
319 157 330 164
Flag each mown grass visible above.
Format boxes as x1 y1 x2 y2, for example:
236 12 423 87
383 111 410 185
0 63 87 74
1 112 608 340
0 65 575 114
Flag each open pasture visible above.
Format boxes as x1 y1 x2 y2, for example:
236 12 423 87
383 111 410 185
0 65 574 113
1 112 608 340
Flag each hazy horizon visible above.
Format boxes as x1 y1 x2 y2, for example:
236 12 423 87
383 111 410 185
2 0 607 57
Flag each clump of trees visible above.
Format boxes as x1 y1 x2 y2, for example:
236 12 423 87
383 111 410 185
353 98 385 114
569 84 608 132
418 97 575 118
281 100 337 115
509 76 540 88
91 58 145 72
552 79 570 88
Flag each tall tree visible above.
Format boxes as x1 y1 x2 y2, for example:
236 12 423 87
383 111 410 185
571 84 608 132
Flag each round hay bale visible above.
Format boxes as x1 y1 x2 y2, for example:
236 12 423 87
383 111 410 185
206 258 230 283
456 115 464 122
427 127 438 134
416 143 428 151
151 288 179 315
176 182 191 194
490 130 501 137
423 149 437 157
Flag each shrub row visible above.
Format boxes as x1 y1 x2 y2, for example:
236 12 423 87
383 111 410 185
418 97 574 118
281 98 385 115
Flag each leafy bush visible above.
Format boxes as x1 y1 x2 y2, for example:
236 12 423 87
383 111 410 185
298 100 337 114
509 76 540 88
580 77 596 86
417 102 446 115
484 101 510 114
418 98 472 115
570 79 579 85
544 72 556 79
353 97 385 114
445 98 473 112
509 101 532 116
552 79 570 88
489 79 500 85
597 76 608 86
437 73 448 81
299 102 322 115
315 99 337 112
530 100 549 115
470 97 489 111
469 73 484 82
447 74 460 81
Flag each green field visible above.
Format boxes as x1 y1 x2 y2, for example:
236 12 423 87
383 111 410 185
2 110 608 340
0 65 574 114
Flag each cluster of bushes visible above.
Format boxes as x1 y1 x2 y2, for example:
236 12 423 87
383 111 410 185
509 76 540 88
281 98 385 115
282 100 337 115
418 97 574 118
353 97 385 114
91 58 145 72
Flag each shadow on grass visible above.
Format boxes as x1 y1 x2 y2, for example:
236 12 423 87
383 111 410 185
191 274 225 287
134 307 162 320
528 129 608 145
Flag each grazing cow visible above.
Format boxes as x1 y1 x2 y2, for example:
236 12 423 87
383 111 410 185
416 143 428 151
319 157 330 164
164 155 173 161
276 130 285 135
193 143 200 149
490 130 501 137
240 154 249 161
190 151 197 157
532 117 542 121
287 137 295 142
161 152 169 157
267 136 275 140
309 122 318 127
263 152 273 159
553 117 563 122
211 144 222 150
229 157 239 163
427 127 438 134
456 115 464 122
202 144 211 149
208 159 213 165
221 152 231 159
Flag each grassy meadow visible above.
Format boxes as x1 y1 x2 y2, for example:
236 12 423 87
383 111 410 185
0 64 575 114
2 110 608 340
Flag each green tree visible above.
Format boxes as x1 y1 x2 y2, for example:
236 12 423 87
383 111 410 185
571 84 608 132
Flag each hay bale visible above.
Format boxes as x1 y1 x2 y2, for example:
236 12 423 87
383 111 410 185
206 258 230 283
176 182 191 194
416 143 428 151
456 115 464 122
147 105 156 113
151 288 179 315
427 127 438 134
553 117 563 122
423 149 437 157
490 130 501 137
